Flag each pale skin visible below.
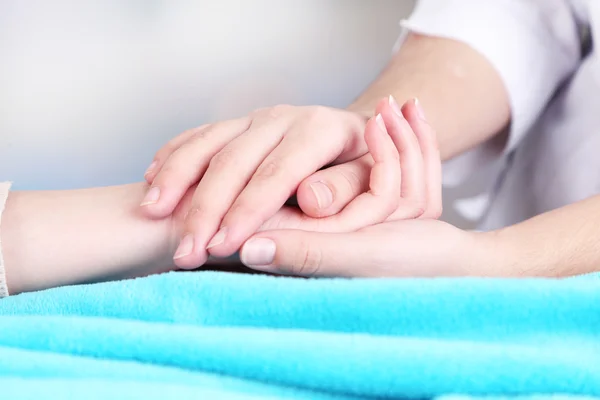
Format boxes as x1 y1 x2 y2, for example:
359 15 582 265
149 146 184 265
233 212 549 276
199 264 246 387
2 183 181 295
2 99 441 294
142 32 600 279
3 33 599 295
141 34 511 267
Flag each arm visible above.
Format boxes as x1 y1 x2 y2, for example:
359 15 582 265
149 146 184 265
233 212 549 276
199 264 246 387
1 183 180 295
482 195 600 278
137 0 582 265
348 32 511 161
239 194 600 279
349 0 581 161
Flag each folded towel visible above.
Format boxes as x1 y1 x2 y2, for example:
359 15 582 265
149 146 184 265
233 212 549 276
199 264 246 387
1 271 599 400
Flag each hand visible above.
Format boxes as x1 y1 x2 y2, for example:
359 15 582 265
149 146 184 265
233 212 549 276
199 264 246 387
239 219 480 277
141 103 366 269
142 97 440 269
236 106 464 278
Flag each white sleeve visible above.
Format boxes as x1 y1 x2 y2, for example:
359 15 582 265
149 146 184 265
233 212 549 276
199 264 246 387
0 182 12 298
397 0 583 185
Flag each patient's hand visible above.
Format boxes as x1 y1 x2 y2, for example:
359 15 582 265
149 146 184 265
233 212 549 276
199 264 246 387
142 98 442 269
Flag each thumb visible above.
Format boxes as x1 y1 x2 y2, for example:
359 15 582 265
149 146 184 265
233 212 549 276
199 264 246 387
296 154 372 218
239 230 379 277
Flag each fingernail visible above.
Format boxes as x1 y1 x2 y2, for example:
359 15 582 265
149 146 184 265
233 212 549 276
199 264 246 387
310 181 333 209
144 161 157 177
375 113 387 133
414 98 427 121
207 227 227 249
140 186 160 206
174 234 194 259
241 238 276 267
388 95 402 116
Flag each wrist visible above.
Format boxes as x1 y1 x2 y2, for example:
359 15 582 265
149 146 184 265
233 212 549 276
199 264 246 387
3 183 178 294
465 228 523 277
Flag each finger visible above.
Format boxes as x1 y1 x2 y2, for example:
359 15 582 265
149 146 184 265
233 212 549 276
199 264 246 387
294 97 388 218
307 113 401 232
261 112 402 234
140 117 251 219
402 98 443 219
239 229 381 277
294 95 426 221
382 96 426 216
295 154 372 218
144 125 207 184
205 110 353 257
172 113 294 269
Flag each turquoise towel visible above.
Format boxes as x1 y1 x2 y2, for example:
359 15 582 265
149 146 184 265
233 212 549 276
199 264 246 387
0 271 599 399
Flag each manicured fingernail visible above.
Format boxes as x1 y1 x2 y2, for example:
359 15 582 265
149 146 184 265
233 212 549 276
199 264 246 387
375 113 386 133
144 161 157 177
388 95 402 116
207 227 227 249
140 186 160 206
310 181 333 209
414 98 426 120
241 238 276 267
174 234 194 259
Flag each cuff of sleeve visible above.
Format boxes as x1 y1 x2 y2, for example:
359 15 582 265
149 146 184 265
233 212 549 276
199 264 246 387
0 181 12 298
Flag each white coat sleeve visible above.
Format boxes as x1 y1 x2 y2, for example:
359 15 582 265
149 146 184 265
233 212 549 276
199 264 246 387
397 0 583 185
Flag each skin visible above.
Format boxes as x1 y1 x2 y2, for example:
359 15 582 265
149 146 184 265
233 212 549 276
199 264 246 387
5 30 598 293
140 34 510 269
2 183 185 295
139 32 600 279
240 194 600 279
2 99 444 294
143 96 443 269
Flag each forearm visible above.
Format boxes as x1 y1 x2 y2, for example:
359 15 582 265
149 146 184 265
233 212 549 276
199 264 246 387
479 195 600 278
348 33 511 160
1 183 177 295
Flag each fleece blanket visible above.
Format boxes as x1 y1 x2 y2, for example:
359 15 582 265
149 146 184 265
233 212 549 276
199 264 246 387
0 271 599 400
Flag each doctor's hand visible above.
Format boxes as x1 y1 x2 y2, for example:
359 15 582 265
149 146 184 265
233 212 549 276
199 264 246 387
142 97 441 269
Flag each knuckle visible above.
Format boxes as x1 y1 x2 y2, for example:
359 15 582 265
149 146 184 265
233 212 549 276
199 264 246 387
155 142 177 162
423 204 443 220
387 194 402 215
209 147 236 170
267 104 291 120
190 127 209 143
289 240 322 276
184 207 203 225
254 158 284 180
338 168 363 195
226 201 254 220
154 161 177 181
304 105 331 124
253 104 291 120
413 203 427 218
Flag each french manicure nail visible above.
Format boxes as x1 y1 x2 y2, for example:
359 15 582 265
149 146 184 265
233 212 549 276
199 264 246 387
144 161 157 177
414 98 427 121
174 234 194 260
207 227 227 249
375 113 386 133
388 95 402 117
241 238 276 267
310 181 333 209
140 186 160 206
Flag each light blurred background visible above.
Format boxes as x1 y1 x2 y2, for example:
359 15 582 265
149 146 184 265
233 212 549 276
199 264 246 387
0 0 473 226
